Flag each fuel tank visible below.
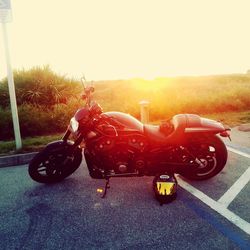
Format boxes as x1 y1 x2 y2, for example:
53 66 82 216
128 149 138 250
103 111 144 132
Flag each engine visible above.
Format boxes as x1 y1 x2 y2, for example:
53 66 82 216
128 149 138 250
87 134 148 175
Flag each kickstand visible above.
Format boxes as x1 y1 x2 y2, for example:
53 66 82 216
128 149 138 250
101 178 110 198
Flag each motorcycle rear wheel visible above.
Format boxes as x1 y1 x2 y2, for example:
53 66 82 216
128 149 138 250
29 143 82 183
180 134 228 180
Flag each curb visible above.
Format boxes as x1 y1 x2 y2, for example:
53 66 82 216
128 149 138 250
0 152 37 168
238 123 250 132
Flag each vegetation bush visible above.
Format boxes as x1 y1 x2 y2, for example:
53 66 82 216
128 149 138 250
0 66 85 140
0 99 83 140
0 107 13 140
0 66 250 140
0 65 82 108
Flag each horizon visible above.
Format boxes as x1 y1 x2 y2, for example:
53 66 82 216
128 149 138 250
2 64 250 83
2 64 250 82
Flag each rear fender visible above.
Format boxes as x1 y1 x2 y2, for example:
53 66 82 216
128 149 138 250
184 116 228 135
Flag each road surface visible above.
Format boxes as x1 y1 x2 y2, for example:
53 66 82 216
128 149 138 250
0 147 250 249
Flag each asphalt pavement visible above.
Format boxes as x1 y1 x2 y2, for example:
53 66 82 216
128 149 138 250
0 127 250 250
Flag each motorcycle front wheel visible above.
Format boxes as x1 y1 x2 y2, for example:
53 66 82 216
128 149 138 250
29 141 82 183
180 135 228 180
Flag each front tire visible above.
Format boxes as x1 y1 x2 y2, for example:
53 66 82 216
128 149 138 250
29 141 82 183
180 135 228 180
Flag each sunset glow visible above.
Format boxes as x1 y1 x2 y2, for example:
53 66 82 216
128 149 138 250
1 0 250 80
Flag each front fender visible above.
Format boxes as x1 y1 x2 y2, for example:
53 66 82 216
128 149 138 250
43 140 75 154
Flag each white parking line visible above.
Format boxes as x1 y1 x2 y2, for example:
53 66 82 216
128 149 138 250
218 167 250 207
177 177 250 235
176 146 250 235
227 146 250 159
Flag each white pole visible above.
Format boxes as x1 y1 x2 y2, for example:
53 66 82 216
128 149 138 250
2 22 22 149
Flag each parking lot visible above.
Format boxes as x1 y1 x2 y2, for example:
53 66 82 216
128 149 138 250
0 143 250 249
178 147 250 234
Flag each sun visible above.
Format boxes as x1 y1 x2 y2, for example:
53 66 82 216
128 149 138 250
131 78 171 92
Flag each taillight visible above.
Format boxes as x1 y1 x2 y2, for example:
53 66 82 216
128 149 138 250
220 130 231 141
220 131 230 137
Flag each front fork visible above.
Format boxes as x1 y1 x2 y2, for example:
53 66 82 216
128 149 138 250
61 128 83 164
62 128 71 142
62 128 84 148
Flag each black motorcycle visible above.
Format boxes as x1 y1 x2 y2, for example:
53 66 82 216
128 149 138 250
29 83 230 198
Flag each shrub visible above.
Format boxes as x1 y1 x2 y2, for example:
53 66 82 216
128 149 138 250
0 65 82 108
0 98 84 140
0 107 13 140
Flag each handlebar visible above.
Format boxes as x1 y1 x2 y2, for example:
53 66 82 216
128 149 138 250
80 76 95 106
81 86 95 107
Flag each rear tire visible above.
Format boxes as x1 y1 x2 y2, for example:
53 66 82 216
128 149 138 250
29 142 82 183
180 135 228 180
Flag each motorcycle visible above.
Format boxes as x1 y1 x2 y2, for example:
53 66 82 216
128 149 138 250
28 81 231 200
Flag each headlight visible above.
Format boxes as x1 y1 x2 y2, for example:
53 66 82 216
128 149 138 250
70 117 79 133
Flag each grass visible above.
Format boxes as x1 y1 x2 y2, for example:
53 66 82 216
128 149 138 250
93 75 250 120
1 111 249 156
0 133 62 156
201 111 250 127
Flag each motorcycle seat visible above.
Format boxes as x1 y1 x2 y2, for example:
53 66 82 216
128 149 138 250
144 114 194 144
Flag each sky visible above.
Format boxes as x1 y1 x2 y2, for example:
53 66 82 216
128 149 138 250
1 0 250 80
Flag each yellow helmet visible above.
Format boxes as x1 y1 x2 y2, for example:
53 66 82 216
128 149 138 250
153 174 177 205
